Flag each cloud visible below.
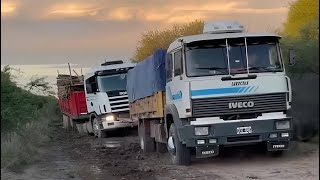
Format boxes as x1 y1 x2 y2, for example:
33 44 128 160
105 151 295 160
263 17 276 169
47 3 101 18
100 1 288 24
1 1 17 16
1 0 293 66
105 7 134 21
1 0 290 24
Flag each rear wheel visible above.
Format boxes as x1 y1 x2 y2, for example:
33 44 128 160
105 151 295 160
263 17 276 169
93 118 107 138
167 123 191 165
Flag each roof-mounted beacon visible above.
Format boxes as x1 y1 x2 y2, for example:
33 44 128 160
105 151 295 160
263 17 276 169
203 21 245 34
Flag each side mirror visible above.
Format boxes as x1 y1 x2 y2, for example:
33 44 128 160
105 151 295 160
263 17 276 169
289 49 296 66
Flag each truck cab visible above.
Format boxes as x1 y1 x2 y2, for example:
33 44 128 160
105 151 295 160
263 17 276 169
84 60 136 137
164 22 294 163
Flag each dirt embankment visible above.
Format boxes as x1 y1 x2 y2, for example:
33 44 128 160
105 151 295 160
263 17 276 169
1 123 319 180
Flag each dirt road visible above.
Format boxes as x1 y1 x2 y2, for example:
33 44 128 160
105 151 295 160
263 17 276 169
2 124 319 180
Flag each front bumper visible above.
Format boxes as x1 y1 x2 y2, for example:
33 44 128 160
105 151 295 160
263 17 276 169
101 118 138 131
179 117 292 148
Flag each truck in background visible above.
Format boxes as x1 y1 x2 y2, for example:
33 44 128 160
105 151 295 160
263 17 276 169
57 61 138 137
57 73 88 131
83 60 137 137
127 22 296 165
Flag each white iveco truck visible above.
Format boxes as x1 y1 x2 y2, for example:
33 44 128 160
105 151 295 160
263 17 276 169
130 22 296 165
84 60 136 137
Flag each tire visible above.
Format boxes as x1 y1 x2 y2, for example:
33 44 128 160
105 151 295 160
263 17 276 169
92 118 107 138
139 121 155 153
167 123 191 165
256 142 268 155
84 122 94 136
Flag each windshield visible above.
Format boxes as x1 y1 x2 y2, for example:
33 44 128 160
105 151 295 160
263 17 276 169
97 73 127 92
185 37 283 77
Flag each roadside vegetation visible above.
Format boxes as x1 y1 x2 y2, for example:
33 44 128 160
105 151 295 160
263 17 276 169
1 66 60 171
132 20 204 61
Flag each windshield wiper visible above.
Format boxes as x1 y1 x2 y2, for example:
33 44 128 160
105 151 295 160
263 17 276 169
237 66 281 72
196 67 228 74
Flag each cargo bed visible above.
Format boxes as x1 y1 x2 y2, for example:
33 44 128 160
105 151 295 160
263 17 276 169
129 91 165 120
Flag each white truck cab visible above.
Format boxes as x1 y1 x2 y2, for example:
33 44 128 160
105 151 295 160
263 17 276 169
84 60 136 137
163 22 295 163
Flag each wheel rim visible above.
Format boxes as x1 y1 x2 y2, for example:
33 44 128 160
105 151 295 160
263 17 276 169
167 136 176 155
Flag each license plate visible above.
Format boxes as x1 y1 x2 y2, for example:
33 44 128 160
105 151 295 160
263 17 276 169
237 126 252 134
267 141 289 151
196 145 219 158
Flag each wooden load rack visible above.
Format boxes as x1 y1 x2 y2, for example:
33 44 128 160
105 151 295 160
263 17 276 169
56 74 84 99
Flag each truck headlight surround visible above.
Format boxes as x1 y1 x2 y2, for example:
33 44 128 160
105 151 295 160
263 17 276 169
195 127 209 136
275 120 290 130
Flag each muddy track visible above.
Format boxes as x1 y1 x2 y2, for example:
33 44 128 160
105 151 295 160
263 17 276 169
1 123 319 180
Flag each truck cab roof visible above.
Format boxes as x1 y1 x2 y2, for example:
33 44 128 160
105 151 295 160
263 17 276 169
167 32 281 53
84 61 136 79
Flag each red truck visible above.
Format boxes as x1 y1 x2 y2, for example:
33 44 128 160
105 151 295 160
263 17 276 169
56 74 89 131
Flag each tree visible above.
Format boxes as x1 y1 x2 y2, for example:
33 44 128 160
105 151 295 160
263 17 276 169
283 0 319 38
280 0 319 74
133 20 204 61
25 76 55 96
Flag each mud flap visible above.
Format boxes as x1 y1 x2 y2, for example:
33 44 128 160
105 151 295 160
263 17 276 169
195 145 219 158
267 140 290 151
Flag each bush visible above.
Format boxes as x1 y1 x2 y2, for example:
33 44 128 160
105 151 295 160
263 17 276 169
281 0 319 75
1 67 60 171
133 20 204 61
1 101 60 170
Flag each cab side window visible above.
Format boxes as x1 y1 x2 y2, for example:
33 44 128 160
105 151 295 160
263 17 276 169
166 53 173 82
85 76 98 94
174 50 183 76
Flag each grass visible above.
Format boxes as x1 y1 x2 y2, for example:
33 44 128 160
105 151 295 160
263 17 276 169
1 68 61 172
1 101 61 172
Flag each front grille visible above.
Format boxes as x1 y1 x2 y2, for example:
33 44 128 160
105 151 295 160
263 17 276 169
227 135 260 142
192 93 287 118
109 95 129 112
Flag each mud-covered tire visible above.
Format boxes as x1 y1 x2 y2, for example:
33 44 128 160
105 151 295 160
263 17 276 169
139 121 155 153
168 124 191 165
93 118 107 138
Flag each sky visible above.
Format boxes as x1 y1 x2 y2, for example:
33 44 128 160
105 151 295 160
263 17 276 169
1 0 294 66
1 0 294 92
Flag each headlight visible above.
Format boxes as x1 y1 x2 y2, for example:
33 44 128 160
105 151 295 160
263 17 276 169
275 120 290 130
195 127 209 136
104 115 115 122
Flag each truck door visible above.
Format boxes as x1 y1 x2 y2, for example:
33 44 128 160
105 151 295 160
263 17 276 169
166 49 188 116
85 76 99 114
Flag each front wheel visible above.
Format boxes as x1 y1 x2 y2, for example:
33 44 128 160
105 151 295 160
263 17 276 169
92 118 107 138
167 123 191 165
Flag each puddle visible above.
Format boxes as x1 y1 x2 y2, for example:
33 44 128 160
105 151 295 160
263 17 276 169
104 140 121 148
